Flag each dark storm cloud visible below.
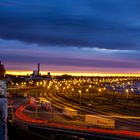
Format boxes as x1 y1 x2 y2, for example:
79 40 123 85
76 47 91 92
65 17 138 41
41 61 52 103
0 0 140 50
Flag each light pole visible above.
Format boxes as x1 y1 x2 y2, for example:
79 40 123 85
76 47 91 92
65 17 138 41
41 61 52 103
98 88 102 93
78 90 82 115
125 89 129 103
35 90 38 118
89 85 92 99
86 88 89 99
71 88 74 107
131 88 134 98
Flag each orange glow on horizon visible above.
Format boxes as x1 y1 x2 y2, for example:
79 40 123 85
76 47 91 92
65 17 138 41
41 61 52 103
6 70 140 77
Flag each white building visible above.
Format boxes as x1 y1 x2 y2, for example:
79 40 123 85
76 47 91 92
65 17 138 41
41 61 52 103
0 80 8 140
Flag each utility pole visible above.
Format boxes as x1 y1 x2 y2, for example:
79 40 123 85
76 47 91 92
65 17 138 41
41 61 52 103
35 90 38 118
78 90 82 115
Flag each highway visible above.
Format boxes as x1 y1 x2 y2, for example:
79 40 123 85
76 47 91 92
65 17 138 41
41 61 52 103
15 103 140 139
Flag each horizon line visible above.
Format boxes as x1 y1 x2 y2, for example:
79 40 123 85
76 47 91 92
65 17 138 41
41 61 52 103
5 70 140 77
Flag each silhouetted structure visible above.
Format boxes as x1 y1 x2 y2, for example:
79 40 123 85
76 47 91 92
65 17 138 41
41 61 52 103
26 63 52 81
0 61 6 79
38 63 40 76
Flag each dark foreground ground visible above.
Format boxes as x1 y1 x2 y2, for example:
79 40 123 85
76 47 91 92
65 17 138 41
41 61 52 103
8 122 113 140
8 122 48 140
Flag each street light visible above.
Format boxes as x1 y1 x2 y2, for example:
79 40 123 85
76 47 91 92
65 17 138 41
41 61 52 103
125 89 129 100
86 89 89 92
35 90 38 118
78 90 82 115
131 88 134 93
98 88 102 93
89 85 92 88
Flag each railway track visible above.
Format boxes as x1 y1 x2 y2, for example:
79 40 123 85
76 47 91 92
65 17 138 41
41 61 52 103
38 90 140 131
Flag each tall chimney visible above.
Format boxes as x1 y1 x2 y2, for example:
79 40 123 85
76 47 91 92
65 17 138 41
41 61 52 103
38 63 40 76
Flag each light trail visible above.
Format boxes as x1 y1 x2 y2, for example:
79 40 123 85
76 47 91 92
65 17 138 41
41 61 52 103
15 104 48 123
15 104 140 138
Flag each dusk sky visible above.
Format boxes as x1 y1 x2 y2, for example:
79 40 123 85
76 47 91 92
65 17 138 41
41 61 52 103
1 0 140 75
